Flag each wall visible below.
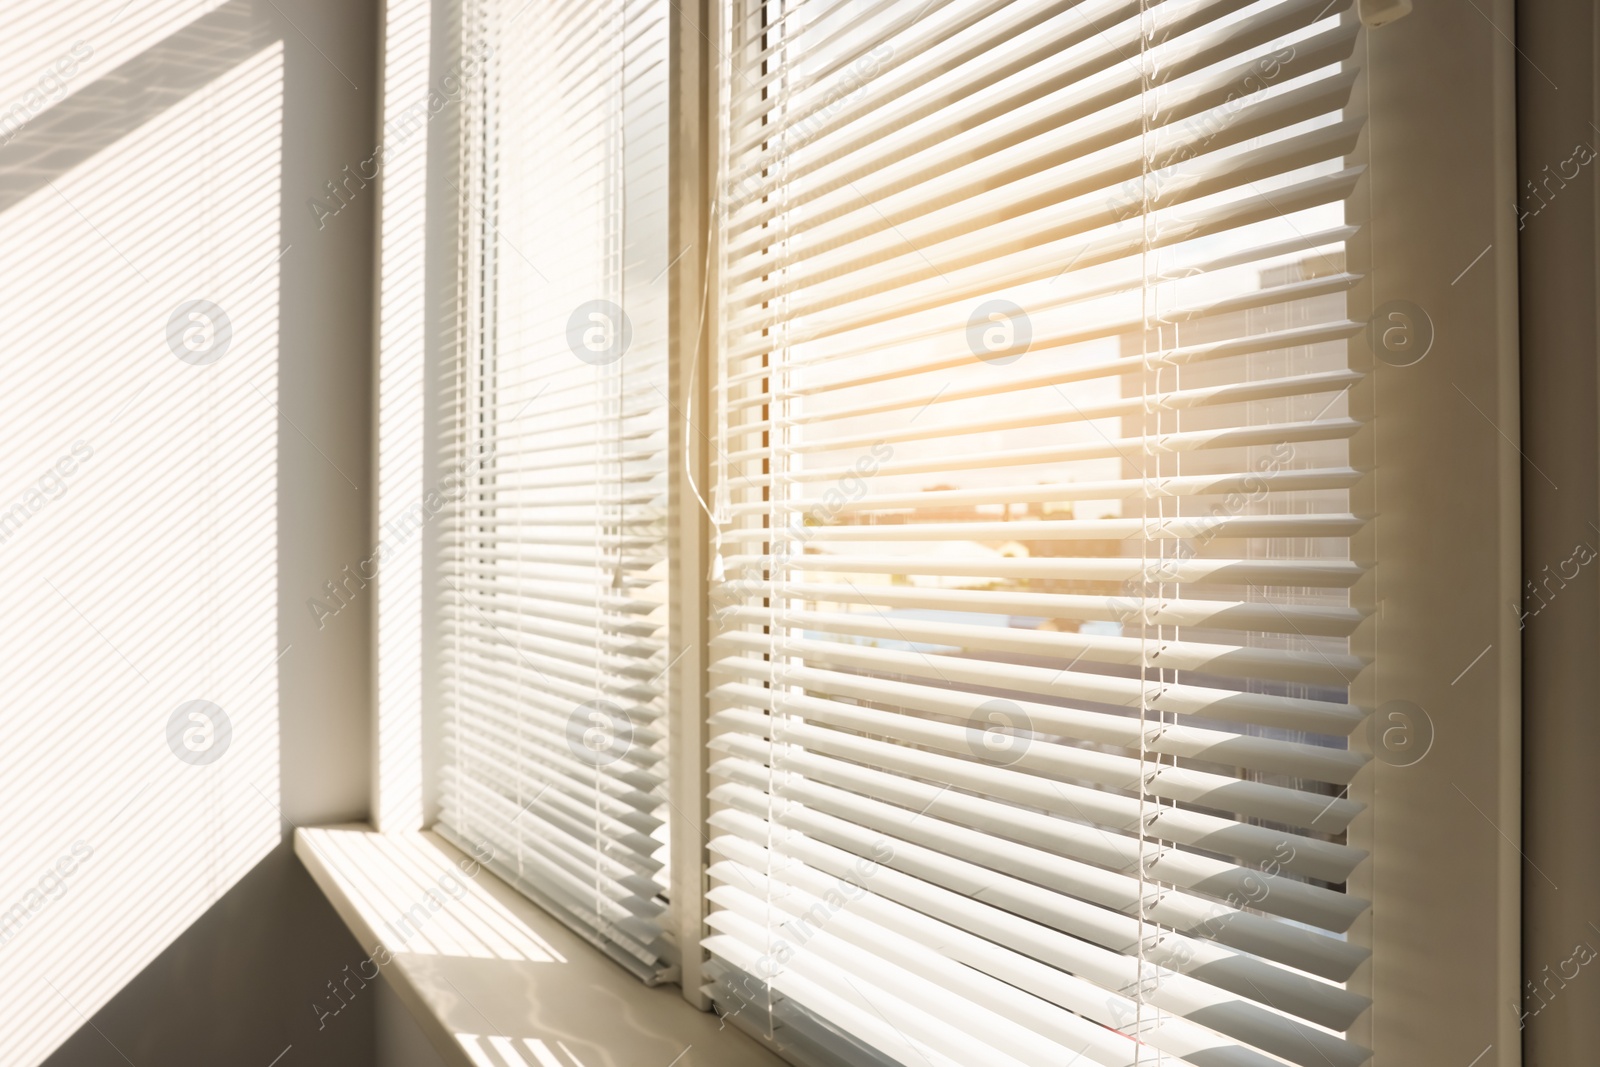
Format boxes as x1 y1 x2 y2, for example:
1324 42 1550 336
1517 0 1600 1062
0 1 379 1063
377 977 449 1067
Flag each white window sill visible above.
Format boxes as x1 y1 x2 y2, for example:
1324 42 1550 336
295 825 783 1067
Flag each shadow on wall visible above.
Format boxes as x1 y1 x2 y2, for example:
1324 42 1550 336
41 845 375 1066
0 1 376 1064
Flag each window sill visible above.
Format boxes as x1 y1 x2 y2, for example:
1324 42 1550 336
295 825 783 1067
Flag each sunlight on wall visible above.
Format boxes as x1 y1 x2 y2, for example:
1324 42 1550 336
0 1 225 140
0 13 283 1064
372 0 433 834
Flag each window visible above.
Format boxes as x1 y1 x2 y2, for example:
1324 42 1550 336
439 0 677 982
429 1 1522 1064
702 1 1374 1064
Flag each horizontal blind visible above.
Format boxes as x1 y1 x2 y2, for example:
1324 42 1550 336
707 0 1373 1064
441 0 675 981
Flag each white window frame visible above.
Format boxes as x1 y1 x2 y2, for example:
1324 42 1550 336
372 0 1526 1060
1341 2 1523 1060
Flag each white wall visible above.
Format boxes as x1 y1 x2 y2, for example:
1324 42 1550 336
0 1 380 1063
377 976 451 1067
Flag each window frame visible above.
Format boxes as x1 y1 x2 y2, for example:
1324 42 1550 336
665 0 719 1008
393 0 1528 1059
1341 1 1523 1060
